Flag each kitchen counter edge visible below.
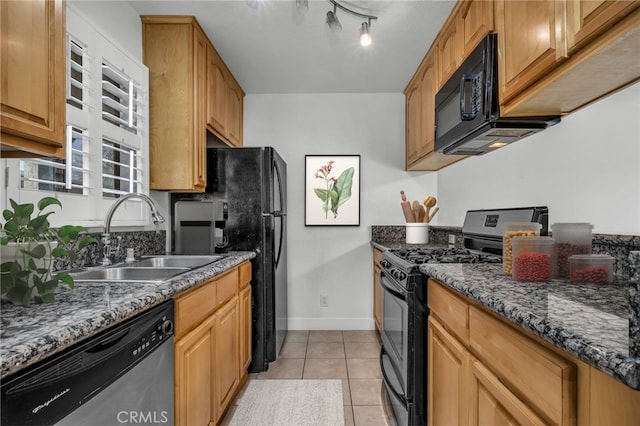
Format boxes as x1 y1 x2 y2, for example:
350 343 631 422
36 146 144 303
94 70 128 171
0 252 256 379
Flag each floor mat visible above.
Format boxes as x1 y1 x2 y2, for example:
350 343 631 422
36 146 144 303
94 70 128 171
225 379 344 426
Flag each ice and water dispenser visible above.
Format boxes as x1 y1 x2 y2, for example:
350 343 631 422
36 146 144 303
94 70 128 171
174 200 228 254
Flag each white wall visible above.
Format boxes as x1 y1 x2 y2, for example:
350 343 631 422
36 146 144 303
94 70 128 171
437 83 640 235
244 94 437 329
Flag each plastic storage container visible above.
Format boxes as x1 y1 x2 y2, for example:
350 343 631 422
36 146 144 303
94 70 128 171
511 236 554 281
551 223 593 279
569 254 614 284
502 222 542 274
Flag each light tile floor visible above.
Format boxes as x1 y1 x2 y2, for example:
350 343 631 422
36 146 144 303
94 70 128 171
222 330 394 426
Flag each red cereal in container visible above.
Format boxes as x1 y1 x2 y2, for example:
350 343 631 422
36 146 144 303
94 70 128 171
551 223 593 279
511 236 554 282
569 255 614 284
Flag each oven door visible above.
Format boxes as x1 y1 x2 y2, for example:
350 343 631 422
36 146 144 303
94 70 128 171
379 271 409 396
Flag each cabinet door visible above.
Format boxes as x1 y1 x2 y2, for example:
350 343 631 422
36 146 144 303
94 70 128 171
1 0 66 158
214 295 239 423
239 284 252 375
226 80 243 147
496 0 568 104
459 0 494 58
428 317 469 426
436 14 463 90
175 314 216 426
206 44 227 138
567 0 639 53
193 27 207 191
470 359 545 426
404 80 421 168
418 51 436 158
373 249 383 332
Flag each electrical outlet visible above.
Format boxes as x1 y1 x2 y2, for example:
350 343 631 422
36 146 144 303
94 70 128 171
448 234 456 244
320 294 328 307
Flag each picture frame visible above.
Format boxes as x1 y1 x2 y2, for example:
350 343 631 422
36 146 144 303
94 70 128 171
305 155 360 226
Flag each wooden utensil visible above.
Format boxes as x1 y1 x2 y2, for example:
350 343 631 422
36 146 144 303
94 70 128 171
423 196 436 221
412 200 425 223
427 206 439 223
400 190 414 222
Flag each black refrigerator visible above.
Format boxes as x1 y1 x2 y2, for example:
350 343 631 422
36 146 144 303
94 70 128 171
206 147 287 373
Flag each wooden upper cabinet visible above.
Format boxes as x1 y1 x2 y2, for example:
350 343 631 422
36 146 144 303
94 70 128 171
459 0 495 58
1 0 66 158
566 0 640 53
495 0 569 105
142 16 207 192
436 13 463 90
205 41 244 147
207 44 228 143
404 78 421 167
226 79 244 147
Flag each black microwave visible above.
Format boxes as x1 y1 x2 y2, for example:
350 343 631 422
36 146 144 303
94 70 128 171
434 34 560 156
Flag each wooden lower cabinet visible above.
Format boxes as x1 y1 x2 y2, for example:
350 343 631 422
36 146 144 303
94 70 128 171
174 315 216 426
173 261 252 426
372 248 383 332
214 296 239 421
470 359 545 426
428 317 469 426
428 278 640 426
239 284 252 374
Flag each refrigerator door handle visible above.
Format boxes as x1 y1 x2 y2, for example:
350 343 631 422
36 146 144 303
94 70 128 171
275 215 284 269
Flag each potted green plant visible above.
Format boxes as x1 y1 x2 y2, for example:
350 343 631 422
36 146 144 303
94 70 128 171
0 197 97 306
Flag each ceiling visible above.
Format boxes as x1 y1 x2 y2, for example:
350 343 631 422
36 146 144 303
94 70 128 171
128 0 456 94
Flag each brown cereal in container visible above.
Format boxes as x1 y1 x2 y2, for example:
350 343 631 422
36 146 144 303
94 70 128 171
502 223 542 274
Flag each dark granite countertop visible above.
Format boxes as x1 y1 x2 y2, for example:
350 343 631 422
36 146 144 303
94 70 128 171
420 263 639 390
0 252 255 379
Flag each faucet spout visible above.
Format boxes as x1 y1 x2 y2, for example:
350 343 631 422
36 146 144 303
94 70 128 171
101 193 165 265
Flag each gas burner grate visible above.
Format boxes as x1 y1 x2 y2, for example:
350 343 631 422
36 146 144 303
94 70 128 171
388 248 501 264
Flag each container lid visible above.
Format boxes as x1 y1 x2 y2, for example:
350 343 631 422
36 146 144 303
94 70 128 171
502 222 542 231
569 254 614 262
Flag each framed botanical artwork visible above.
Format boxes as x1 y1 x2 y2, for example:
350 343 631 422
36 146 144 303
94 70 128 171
305 155 360 226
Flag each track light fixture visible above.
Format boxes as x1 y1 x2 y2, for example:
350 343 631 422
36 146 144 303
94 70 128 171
325 0 378 46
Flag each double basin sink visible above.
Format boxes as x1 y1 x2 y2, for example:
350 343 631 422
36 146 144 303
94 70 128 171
71 255 223 283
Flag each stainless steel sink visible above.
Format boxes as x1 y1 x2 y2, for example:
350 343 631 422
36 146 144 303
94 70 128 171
71 267 190 283
126 255 223 269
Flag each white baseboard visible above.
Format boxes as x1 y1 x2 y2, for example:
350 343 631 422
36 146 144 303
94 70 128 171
288 317 375 330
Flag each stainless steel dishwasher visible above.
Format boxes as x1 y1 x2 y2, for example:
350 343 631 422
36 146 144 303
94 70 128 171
1 299 174 426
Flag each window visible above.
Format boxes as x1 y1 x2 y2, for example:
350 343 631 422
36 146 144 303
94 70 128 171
102 139 143 197
20 126 88 195
2 4 149 229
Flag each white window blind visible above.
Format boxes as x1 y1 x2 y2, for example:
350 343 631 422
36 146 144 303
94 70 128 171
67 37 91 110
101 61 145 135
19 126 89 195
102 139 143 198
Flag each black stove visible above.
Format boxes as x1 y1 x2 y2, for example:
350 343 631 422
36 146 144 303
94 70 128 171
379 206 549 426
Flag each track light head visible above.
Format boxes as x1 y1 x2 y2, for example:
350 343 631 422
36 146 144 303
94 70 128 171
360 21 371 47
326 7 342 32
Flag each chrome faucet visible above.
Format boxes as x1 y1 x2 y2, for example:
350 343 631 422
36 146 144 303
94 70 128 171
101 193 165 265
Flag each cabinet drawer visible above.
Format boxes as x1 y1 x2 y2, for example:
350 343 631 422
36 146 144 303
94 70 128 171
428 279 469 344
216 267 239 307
469 306 576 425
174 278 217 339
239 261 251 288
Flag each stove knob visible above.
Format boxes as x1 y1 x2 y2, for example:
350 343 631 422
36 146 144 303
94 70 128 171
380 260 391 268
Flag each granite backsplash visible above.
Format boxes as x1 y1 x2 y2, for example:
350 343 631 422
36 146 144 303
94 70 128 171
371 225 640 280
52 230 166 271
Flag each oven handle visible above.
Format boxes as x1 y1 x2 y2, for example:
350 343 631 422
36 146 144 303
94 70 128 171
379 273 407 302
379 346 408 407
